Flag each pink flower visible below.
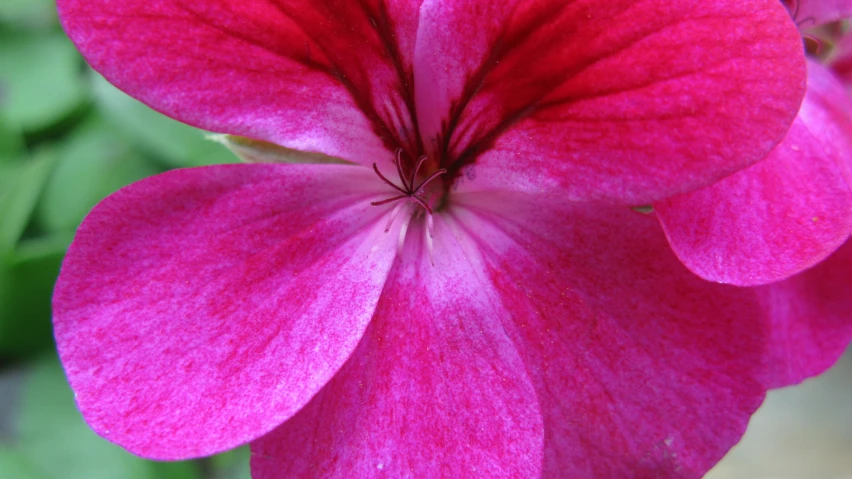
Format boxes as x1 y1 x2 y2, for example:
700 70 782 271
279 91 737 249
654 2 852 389
655 58 852 286
654 2 852 287
54 0 813 477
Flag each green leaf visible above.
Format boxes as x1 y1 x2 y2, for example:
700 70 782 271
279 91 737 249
0 118 24 161
11 356 202 479
0 235 67 356
36 113 162 233
210 446 252 479
0 447 49 479
11 232 74 264
91 74 236 167
0 150 55 254
0 33 87 132
0 0 57 30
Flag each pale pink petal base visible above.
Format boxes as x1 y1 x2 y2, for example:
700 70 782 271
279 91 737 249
53 164 397 459
655 60 852 286
251 217 543 479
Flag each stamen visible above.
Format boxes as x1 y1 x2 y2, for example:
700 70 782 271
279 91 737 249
371 194 409 207
369 161 446 213
394 149 410 191
370 155 448 264
409 155 428 191
372 163 408 195
425 213 435 265
397 207 414 257
384 201 406 232
412 168 447 195
409 194 434 215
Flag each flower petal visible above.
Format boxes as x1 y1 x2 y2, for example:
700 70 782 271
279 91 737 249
784 0 852 27
655 60 852 286
57 0 423 166
415 0 805 203
756 240 852 388
451 191 769 477
251 217 543 478
53 164 398 459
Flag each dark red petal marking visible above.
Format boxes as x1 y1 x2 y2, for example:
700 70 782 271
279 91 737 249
416 0 807 203
57 0 424 166
228 0 425 155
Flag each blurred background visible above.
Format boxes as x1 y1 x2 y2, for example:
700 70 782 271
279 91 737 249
0 2 848 478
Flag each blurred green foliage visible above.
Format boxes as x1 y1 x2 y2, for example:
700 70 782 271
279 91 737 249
0 4 250 478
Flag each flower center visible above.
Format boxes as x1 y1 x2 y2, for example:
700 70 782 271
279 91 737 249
371 149 447 212
371 149 448 262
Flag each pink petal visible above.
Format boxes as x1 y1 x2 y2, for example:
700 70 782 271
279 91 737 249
655 60 852 286
251 217 543 478
783 0 852 26
452 191 769 477
415 0 806 203
57 0 422 167
756 240 852 388
53 164 398 459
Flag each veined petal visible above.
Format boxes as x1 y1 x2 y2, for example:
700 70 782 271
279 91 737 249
451 191 769 478
756 240 852 388
251 217 543 479
57 0 423 167
655 60 852 286
415 0 805 203
53 164 398 459
783 0 852 27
